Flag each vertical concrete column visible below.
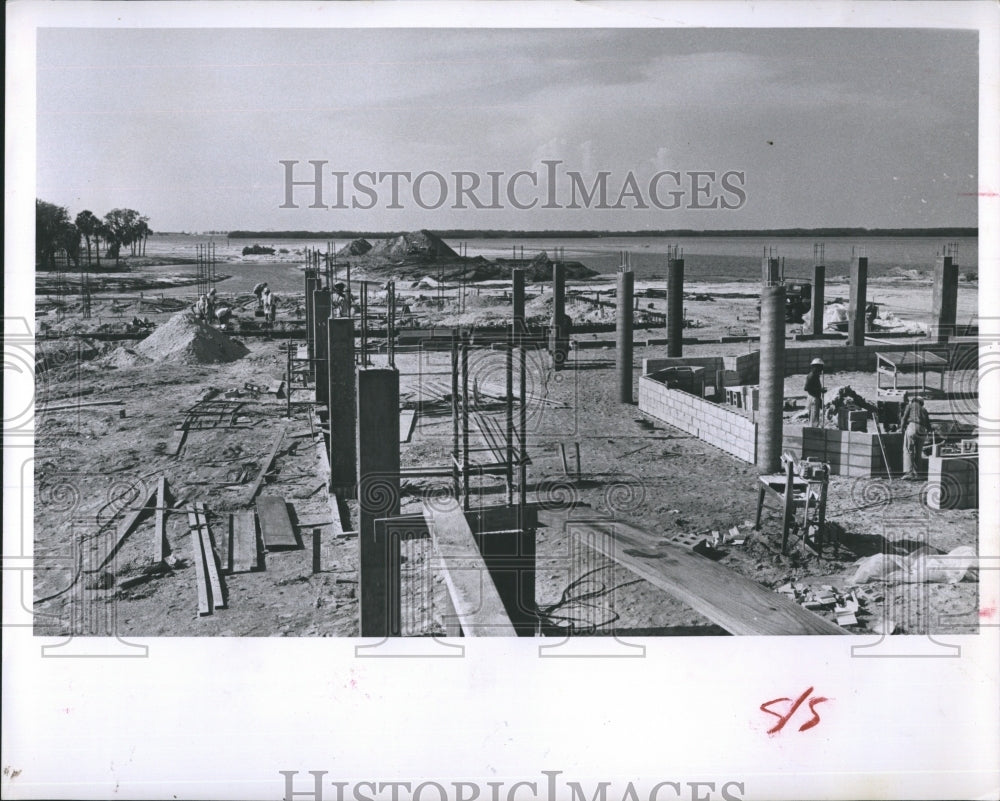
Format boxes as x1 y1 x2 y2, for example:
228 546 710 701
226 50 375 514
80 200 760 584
848 255 868 347
667 256 685 357
617 268 634 403
512 269 525 334
550 261 567 370
304 268 318 361
811 264 826 336
757 284 786 473
328 318 356 493
932 253 959 342
313 289 331 406
357 368 401 637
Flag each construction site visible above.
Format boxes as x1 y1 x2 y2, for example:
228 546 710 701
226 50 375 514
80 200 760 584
32 241 981 641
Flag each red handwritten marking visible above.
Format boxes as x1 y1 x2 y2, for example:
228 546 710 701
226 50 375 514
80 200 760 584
760 687 828 734
958 192 999 197
979 606 996 619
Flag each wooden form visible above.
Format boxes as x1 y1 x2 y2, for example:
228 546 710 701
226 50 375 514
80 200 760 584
361 503 537 638
539 509 844 636
358 368 401 636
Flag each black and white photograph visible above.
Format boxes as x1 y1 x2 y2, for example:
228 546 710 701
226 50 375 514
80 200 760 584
4 2 999 799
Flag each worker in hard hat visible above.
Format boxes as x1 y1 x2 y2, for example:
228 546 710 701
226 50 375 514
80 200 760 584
804 357 825 427
900 395 932 479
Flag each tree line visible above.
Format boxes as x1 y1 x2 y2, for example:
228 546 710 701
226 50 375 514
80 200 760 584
36 199 152 269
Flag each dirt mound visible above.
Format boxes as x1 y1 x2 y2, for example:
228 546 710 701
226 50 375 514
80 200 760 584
134 312 249 364
367 230 459 261
336 238 372 257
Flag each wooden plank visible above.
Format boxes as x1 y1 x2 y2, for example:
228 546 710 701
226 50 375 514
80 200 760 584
538 509 846 636
154 477 167 562
195 503 226 608
256 495 298 550
423 500 517 637
243 423 288 505
84 482 158 573
231 510 258 572
165 426 187 457
186 507 212 616
40 399 124 413
399 410 417 443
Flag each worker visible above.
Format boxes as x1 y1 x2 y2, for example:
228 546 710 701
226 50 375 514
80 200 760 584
900 395 932 479
253 282 267 310
195 294 209 321
865 302 879 332
331 281 350 318
804 357 825 427
206 288 217 322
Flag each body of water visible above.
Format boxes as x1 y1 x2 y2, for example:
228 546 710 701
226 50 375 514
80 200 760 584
142 233 978 296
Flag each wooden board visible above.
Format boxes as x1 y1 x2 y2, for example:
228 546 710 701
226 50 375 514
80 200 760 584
84 482 158 573
165 426 187 457
399 410 417 443
231 510 259 572
423 501 517 637
243 423 288 505
154 476 167 562
538 510 846 636
194 503 226 608
256 496 298 550
187 508 212 616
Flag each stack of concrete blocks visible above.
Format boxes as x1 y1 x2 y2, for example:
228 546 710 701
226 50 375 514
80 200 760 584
638 372 757 463
925 455 978 510
781 427 903 477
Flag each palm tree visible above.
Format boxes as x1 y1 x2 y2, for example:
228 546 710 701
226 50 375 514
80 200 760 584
75 210 99 266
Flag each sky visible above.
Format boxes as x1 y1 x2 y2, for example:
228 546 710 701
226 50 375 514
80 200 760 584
35 27 979 232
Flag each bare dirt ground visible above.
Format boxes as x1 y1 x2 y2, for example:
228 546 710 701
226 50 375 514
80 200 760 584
32 285 981 638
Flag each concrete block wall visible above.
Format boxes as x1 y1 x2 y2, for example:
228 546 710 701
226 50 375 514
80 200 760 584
643 356 724 374
716 341 978 384
782 426 904 477
926 455 978 510
639 375 757 463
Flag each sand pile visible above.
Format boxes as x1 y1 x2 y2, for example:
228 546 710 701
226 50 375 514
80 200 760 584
133 311 249 364
367 230 459 261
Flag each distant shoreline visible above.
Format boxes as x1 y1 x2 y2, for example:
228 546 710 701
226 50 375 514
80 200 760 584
222 227 977 240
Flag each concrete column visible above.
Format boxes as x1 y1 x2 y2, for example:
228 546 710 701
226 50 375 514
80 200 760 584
357 368 400 637
312 289 331 406
811 264 826 336
550 261 567 369
328 318 356 493
512 269 525 335
847 255 868 347
617 269 634 403
667 257 685 356
932 254 959 342
304 268 318 361
757 284 786 473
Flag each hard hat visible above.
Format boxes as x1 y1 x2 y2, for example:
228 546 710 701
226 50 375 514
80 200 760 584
334 282 346 290
810 358 824 367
